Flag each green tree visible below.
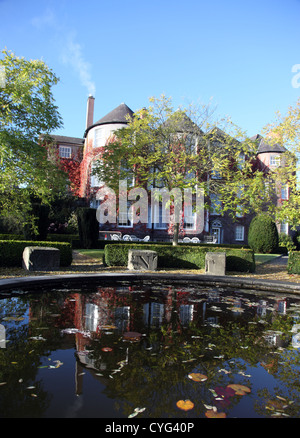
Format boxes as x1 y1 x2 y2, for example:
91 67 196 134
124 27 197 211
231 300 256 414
0 49 68 232
262 98 300 229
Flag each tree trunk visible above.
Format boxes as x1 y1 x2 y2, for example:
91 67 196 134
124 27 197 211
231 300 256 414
172 222 179 246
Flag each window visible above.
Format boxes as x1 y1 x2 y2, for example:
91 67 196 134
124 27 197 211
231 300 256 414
184 205 195 230
237 152 245 169
280 222 288 235
94 127 106 147
235 225 244 241
270 155 280 167
281 184 289 200
118 202 133 227
59 146 71 158
90 161 104 187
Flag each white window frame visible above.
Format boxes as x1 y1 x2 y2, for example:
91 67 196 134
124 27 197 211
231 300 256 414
94 127 106 148
281 184 289 200
118 202 133 228
184 204 196 230
59 146 72 158
90 161 105 188
235 225 245 241
280 222 288 235
153 204 168 230
270 155 280 167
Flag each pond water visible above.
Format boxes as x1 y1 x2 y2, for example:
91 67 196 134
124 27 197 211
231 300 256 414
1 280 300 418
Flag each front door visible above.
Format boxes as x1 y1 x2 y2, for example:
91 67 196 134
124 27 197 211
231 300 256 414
211 227 221 244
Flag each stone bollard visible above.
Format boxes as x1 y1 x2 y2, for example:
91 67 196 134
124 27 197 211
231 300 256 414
205 252 226 276
128 249 158 271
22 246 60 271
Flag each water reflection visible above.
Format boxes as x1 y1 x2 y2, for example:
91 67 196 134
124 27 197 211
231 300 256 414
1 282 300 418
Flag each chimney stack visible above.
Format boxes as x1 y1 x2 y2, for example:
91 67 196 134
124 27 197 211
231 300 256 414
86 95 95 129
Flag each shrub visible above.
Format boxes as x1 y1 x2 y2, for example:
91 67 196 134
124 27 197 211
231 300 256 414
278 233 296 253
287 251 300 274
248 214 279 254
104 243 255 272
76 208 99 249
23 203 50 240
0 240 72 267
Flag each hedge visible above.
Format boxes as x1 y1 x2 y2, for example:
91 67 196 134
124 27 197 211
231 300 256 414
0 240 73 267
287 251 300 275
104 244 255 272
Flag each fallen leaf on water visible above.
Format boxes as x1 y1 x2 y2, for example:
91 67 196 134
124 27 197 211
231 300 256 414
0 382 7 386
205 409 227 418
227 384 251 395
188 373 207 382
176 400 194 411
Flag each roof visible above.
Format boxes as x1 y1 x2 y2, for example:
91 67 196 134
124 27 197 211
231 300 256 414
162 111 204 136
251 134 286 154
84 103 134 137
50 135 84 146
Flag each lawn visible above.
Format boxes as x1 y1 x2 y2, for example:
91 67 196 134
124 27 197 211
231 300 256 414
254 253 282 265
76 249 104 260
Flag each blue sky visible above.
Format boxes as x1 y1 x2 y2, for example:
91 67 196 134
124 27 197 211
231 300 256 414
1 0 300 139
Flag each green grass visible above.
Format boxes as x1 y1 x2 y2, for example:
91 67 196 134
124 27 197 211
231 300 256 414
254 254 281 265
77 249 104 260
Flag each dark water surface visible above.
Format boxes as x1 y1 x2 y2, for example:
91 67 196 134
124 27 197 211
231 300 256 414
1 280 300 418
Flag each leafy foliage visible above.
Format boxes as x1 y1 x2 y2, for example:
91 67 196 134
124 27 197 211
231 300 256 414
248 214 279 254
0 49 68 222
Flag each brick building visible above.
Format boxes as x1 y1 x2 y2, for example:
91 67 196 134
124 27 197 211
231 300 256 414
51 96 291 244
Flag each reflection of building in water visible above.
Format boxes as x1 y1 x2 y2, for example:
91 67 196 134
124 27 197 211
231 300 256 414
179 305 194 326
0 324 5 348
84 303 99 332
276 300 286 315
143 302 164 327
257 300 267 317
114 306 130 332
263 331 286 348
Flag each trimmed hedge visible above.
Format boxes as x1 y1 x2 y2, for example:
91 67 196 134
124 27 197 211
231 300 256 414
248 214 279 254
104 243 255 272
287 251 300 274
0 240 73 267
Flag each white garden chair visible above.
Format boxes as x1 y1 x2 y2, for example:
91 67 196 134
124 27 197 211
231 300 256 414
183 237 191 243
191 237 200 244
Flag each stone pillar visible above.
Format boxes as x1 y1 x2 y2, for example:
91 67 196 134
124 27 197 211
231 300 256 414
128 250 158 271
22 247 60 271
205 252 226 276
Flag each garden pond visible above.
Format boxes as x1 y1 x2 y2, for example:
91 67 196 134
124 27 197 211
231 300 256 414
1 280 300 418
